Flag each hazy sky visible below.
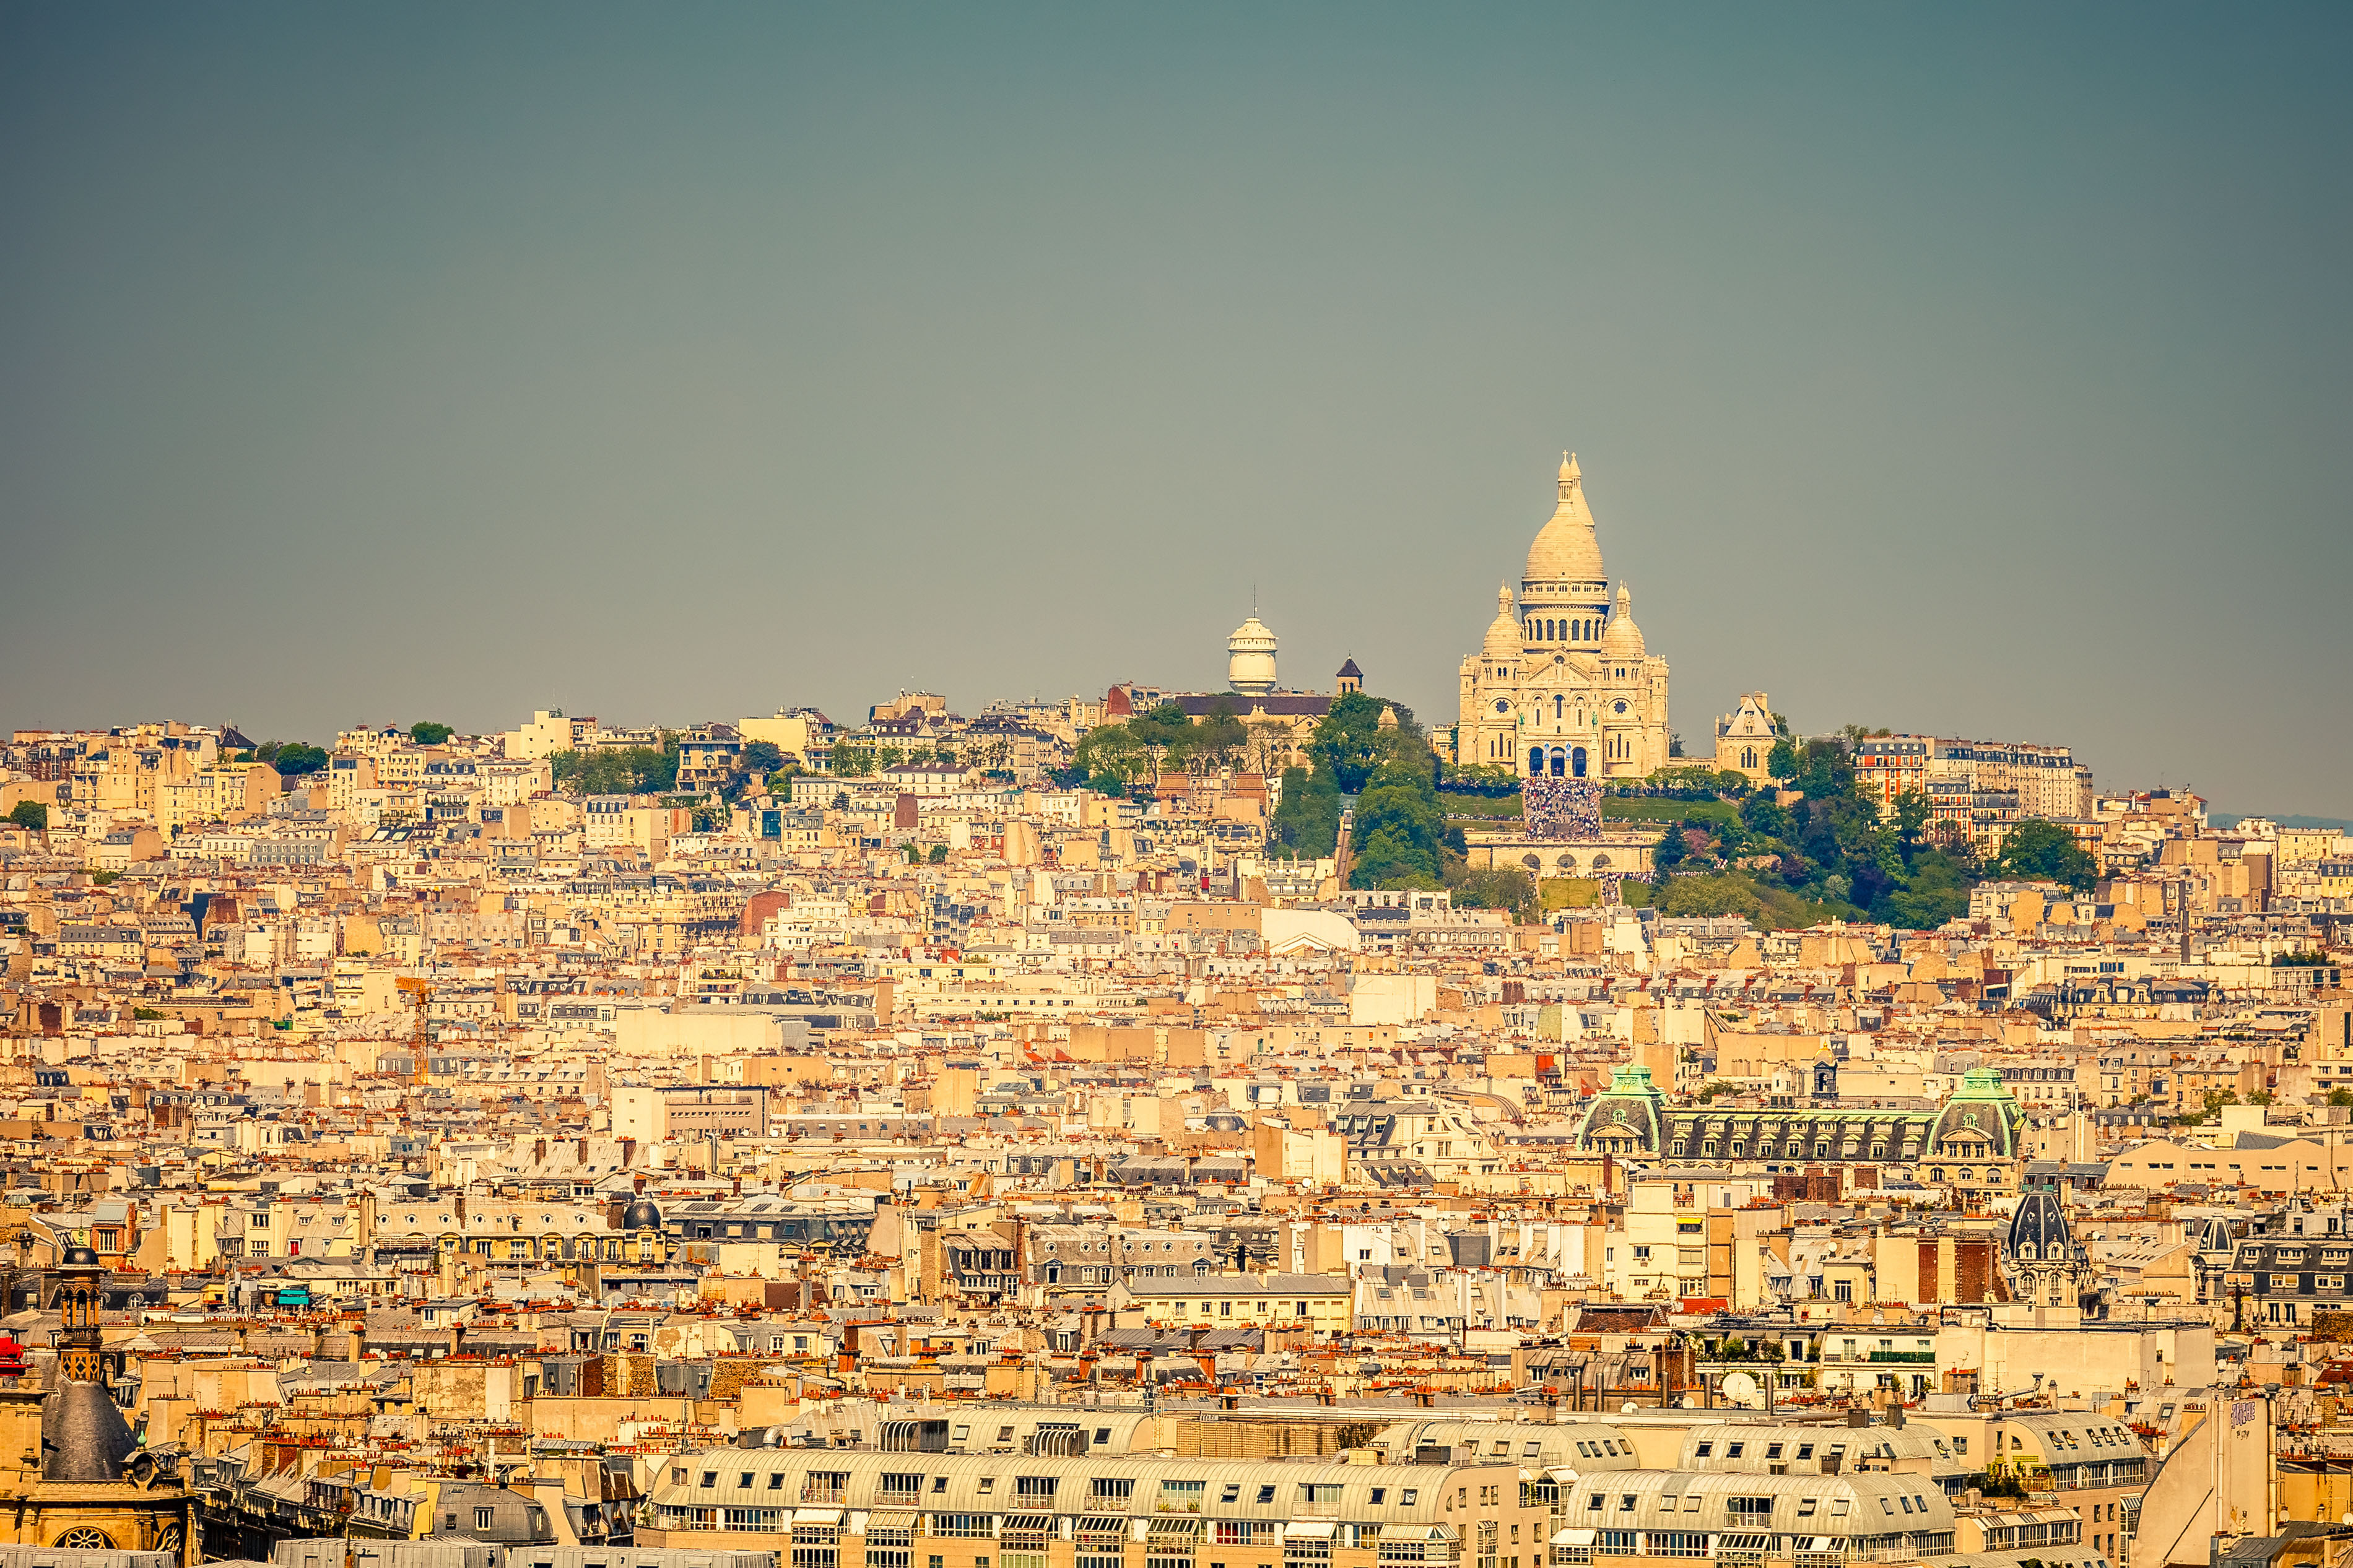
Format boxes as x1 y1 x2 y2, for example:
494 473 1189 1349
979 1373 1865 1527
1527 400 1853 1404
4 4 2348 817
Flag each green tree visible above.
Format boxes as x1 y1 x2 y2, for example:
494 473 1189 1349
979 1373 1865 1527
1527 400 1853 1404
410 721 455 745
1882 849 1973 929
1739 791 1793 842
1072 724 1151 790
1269 765 1341 857
1443 860 1535 920
1651 818 1690 877
6 801 47 831
831 743 877 778
1349 756 1447 888
1181 700 1248 769
741 740 785 776
1789 739 1856 800
258 740 329 778
1892 790 1933 858
1993 819 2099 893
1313 691 1419 793
927 843 949 864
551 739 679 795
1126 703 1196 776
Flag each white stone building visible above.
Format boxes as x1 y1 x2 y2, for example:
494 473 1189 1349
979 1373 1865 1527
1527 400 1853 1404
1451 453 1672 779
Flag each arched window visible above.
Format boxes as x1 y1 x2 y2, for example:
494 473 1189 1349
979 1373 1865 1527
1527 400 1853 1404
1529 746 1544 776
1554 695 1565 720
1557 853 1576 869
1592 854 1611 870
1523 854 1542 870
1572 747 1588 778
1550 748 1566 777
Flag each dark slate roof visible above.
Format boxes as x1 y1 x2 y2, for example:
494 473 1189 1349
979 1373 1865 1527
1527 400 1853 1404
2007 1190 2073 1256
1174 693 1333 719
41 1379 135 1482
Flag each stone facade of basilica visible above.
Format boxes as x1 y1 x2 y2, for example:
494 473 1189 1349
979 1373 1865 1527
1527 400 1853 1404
1450 453 1671 781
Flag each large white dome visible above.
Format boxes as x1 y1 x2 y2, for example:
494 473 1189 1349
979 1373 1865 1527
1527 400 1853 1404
1523 451 1606 587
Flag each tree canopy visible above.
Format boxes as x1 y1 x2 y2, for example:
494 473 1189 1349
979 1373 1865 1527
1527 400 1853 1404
254 740 329 778
1313 691 1414 793
1632 729 2050 930
5 801 46 831
1269 765 1340 857
552 737 679 795
1991 818 2099 892
409 721 454 745
1349 755 1448 888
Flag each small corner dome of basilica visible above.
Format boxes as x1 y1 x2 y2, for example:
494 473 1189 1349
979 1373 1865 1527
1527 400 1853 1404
1482 584 1520 659
1524 451 1606 585
1598 583 1645 659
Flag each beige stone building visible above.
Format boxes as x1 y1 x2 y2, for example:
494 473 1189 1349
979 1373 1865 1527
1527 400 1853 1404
1450 454 1670 779
1709 691 1781 785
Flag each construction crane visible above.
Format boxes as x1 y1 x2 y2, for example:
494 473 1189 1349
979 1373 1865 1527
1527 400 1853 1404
395 977 433 1086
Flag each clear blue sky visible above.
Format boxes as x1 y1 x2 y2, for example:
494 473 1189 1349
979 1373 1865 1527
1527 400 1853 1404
4 4 2347 817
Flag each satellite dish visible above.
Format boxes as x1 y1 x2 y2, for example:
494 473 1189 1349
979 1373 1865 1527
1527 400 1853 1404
1721 1372 1763 1409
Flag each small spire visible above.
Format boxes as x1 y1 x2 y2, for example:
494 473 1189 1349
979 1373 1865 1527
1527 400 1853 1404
1558 450 1581 498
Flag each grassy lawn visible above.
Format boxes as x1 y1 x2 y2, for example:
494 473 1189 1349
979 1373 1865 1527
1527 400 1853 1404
1438 790 1523 818
1604 796 1741 827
